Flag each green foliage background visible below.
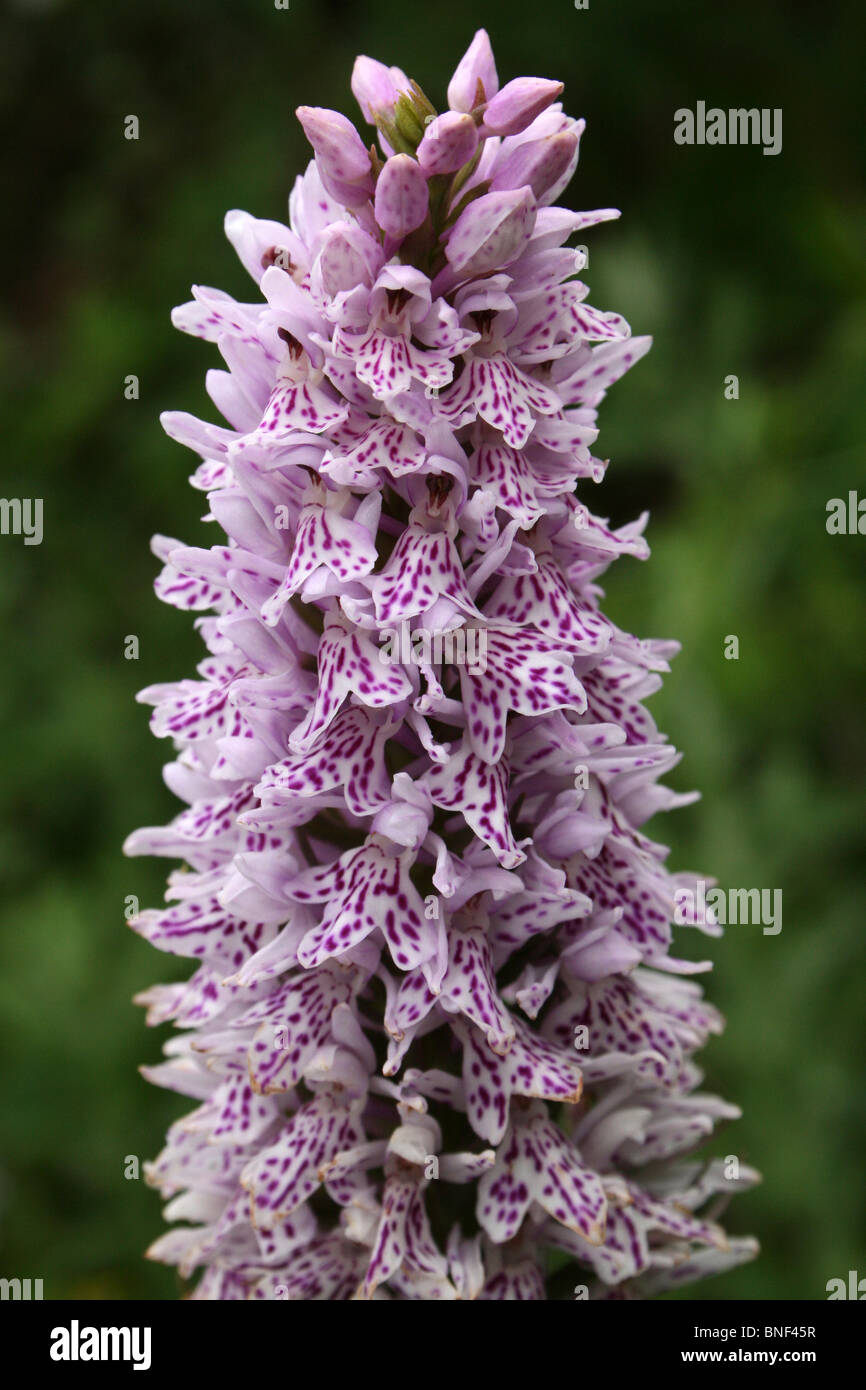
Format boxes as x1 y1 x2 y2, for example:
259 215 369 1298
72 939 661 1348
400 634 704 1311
0 0 863 1299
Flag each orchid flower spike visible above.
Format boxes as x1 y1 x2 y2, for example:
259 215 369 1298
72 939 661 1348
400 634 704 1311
128 30 759 1302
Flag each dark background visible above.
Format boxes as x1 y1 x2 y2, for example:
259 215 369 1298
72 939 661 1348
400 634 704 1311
0 0 864 1299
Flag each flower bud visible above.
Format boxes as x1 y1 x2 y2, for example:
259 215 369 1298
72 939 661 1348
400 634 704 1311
445 187 537 280
351 55 410 124
313 223 384 299
374 154 429 238
417 111 479 175
490 129 579 202
480 77 564 137
447 28 498 113
295 106 374 208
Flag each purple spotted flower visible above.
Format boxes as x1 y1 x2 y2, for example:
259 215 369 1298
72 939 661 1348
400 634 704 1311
126 30 758 1300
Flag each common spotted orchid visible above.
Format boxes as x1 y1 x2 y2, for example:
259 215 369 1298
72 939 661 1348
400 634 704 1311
126 29 758 1300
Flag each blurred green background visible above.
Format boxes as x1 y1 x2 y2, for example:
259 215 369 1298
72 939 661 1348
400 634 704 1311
0 0 863 1299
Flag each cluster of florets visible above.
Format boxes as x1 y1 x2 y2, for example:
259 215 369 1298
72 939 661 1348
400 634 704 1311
126 30 758 1299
